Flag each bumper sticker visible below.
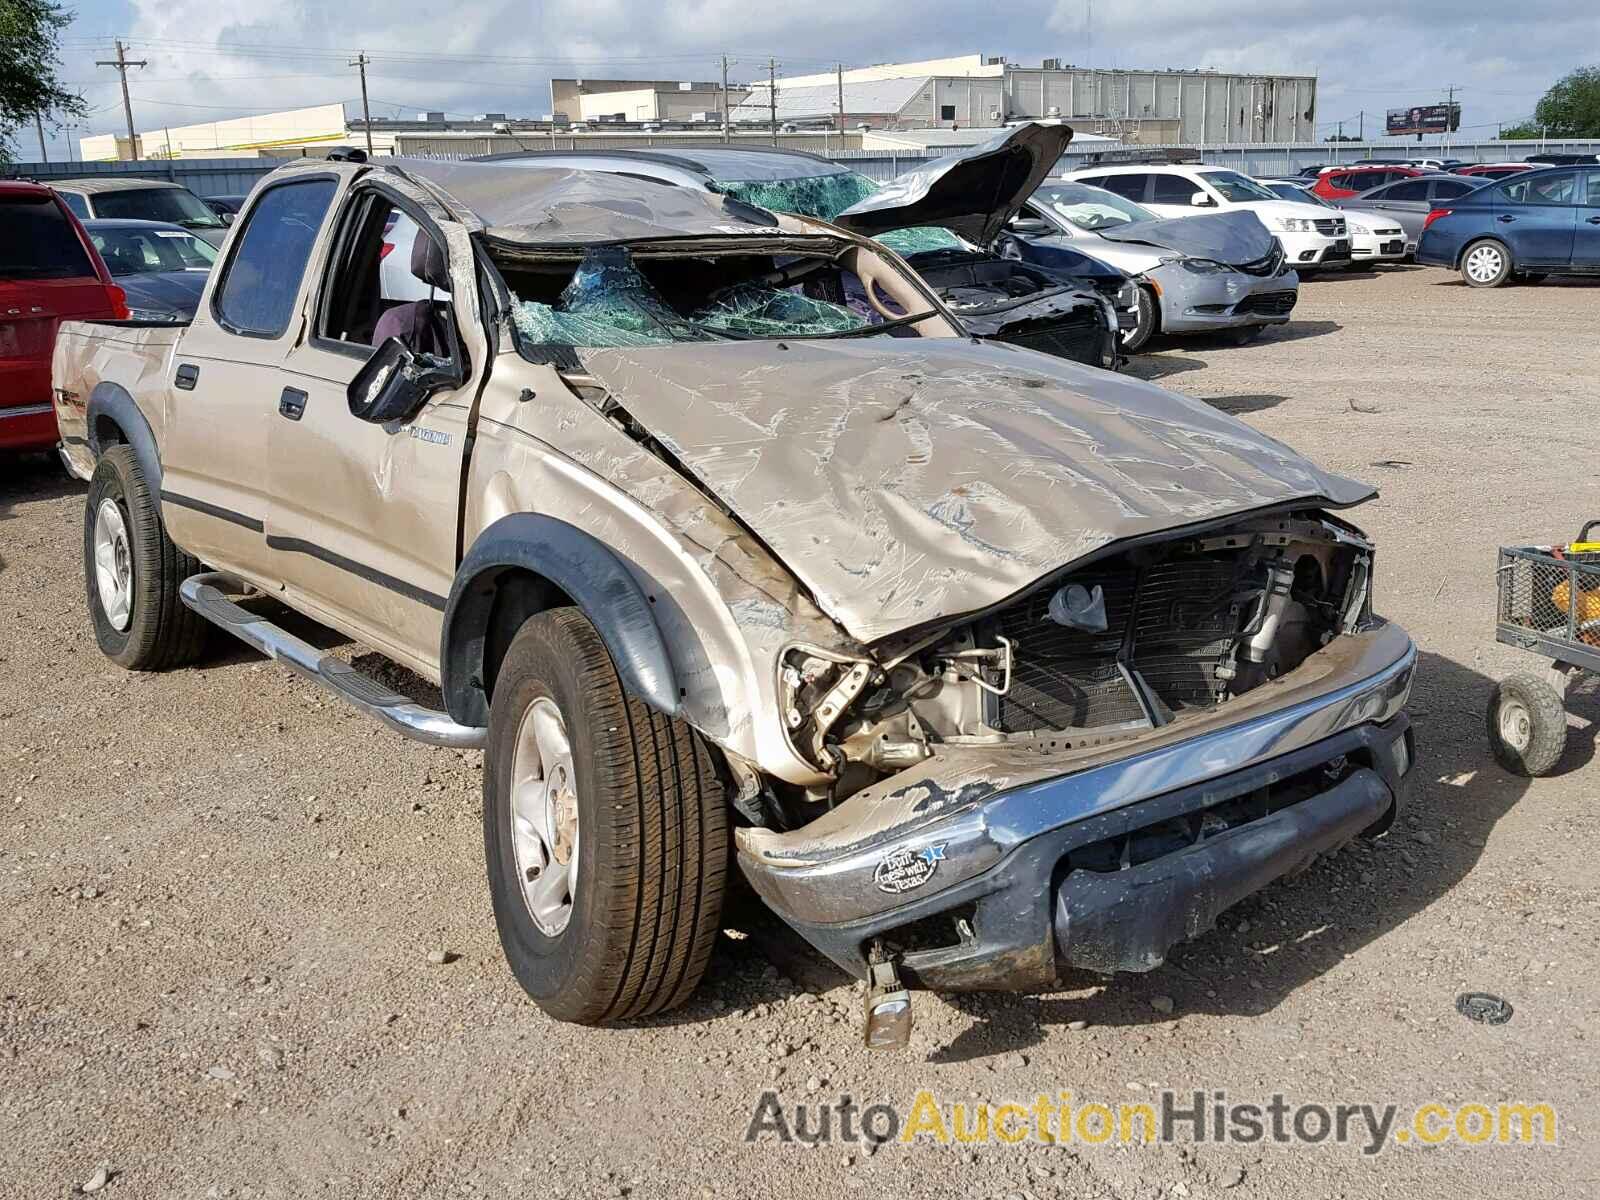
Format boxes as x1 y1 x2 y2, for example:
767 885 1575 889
874 843 947 894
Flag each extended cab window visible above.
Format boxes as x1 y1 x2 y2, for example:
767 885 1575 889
214 178 337 337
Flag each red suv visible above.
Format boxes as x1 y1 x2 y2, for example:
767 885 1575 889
1 181 128 455
1312 165 1432 200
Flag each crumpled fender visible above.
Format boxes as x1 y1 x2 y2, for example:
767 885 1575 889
440 512 679 726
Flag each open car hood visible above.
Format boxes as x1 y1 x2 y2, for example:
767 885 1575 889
833 123 1074 250
580 338 1373 644
1093 209 1278 264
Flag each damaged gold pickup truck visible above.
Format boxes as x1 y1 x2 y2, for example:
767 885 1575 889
52 157 1416 1044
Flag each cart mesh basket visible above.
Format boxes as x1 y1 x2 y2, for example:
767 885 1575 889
1496 545 1600 656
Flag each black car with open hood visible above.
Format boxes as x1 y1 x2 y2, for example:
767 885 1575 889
834 123 1129 366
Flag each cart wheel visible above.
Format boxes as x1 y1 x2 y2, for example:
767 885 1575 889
1486 673 1568 777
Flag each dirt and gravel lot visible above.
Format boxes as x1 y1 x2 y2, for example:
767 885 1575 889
3 263 1598 1200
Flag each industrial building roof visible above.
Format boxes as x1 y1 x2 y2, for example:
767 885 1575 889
729 77 931 124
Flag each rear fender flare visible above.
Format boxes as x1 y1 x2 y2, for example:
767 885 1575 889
86 382 162 492
441 513 679 726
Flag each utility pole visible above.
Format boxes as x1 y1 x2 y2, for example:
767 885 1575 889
1357 109 1363 140
836 62 845 133
96 39 147 159
720 54 730 143
1443 84 1457 155
349 52 374 157
768 58 778 146
34 112 48 161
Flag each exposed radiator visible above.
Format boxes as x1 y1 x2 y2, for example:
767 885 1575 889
991 557 1244 733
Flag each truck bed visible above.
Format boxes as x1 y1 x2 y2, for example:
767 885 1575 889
52 320 185 480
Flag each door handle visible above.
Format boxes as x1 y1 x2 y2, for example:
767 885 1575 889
174 363 199 390
278 387 307 421
1497 214 1516 223
1587 216 1600 225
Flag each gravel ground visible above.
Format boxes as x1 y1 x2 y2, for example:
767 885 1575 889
3 263 1598 1199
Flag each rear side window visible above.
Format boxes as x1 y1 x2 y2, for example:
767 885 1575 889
1499 172 1577 206
1587 174 1600 206
0 194 94 280
1150 173 1198 204
214 178 337 337
1097 174 1149 202
1382 181 1431 201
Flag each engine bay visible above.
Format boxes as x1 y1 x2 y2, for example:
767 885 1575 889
772 513 1373 821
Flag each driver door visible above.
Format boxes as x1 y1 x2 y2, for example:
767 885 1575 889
265 184 481 676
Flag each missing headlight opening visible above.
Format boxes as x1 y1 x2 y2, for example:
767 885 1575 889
771 514 1373 818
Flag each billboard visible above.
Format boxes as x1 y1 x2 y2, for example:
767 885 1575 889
1386 104 1461 136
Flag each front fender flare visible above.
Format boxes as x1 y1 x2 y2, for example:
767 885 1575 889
441 513 680 726
86 382 162 492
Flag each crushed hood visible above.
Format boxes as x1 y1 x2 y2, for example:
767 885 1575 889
1094 209 1278 264
833 123 1074 250
580 338 1374 643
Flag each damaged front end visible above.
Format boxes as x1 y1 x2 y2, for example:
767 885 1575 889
739 512 1415 991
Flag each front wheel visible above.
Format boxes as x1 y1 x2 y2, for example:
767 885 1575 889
1461 239 1512 288
1120 285 1159 352
84 446 209 670
1486 673 1567 776
483 607 728 1024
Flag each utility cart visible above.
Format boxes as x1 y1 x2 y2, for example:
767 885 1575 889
1488 523 1600 775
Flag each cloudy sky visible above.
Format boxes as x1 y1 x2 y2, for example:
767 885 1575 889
23 0 1599 158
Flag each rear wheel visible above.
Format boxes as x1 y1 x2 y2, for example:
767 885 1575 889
483 607 728 1024
1461 239 1512 288
1486 673 1567 776
1120 285 1159 351
84 446 209 670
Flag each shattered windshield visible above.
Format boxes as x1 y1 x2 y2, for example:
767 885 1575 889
1032 182 1155 230
713 172 877 220
509 246 902 351
715 173 966 256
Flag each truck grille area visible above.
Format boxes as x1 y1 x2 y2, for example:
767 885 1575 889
990 557 1244 734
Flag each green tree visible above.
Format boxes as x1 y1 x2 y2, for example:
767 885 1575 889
1526 65 1600 138
0 1 84 161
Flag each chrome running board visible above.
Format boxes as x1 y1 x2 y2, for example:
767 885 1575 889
179 572 486 750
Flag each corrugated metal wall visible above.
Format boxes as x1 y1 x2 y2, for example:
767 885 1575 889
6 139 1598 200
0 157 285 198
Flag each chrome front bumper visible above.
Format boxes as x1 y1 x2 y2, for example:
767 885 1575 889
737 621 1416 987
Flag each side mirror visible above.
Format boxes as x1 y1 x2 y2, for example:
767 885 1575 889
221 212 236 226
1007 216 1053 237
1190 192 1216 208
347 336 463 425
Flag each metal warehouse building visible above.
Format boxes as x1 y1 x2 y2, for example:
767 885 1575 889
739 54 1316 144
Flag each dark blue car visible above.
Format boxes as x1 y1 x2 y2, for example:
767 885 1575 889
1417 165 1600 286
82 218 217 321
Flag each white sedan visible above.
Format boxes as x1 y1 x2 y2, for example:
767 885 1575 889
1258 180 1406 265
